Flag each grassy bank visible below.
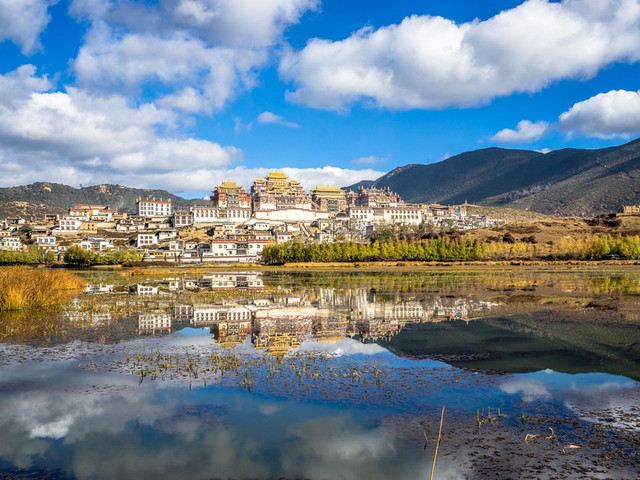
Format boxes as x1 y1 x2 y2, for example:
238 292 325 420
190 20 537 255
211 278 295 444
0 267 85 311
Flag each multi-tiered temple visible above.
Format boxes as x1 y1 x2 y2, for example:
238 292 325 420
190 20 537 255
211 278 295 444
250 172 312 211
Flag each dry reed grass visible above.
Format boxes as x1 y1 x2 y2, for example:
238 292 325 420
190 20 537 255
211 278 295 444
0 267 84 311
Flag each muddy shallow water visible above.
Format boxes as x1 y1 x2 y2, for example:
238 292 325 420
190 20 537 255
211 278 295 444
0 267 638 479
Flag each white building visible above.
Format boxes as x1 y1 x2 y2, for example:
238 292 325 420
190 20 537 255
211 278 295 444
35 236 57 249
0 237 22 251
191 206 251 225
169 240 184 251
199 273 264 290
137 233 158 248
67 205 117 222
57 217 83 233
173 210 193 227
253 208 329 223
347 207 375 224
137 198 172 217
80 237 114 252
276 232 293 244
380 207 423 225
191 206 219 224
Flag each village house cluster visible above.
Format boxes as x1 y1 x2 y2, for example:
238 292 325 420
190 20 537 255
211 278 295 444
0 172 503 262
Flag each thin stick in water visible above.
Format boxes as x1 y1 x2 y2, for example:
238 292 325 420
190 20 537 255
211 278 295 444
430 406 445 480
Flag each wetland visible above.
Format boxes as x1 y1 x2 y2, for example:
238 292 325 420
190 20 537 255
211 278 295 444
0 266 639 479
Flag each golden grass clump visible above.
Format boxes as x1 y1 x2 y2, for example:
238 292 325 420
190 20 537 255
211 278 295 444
0 267 85 311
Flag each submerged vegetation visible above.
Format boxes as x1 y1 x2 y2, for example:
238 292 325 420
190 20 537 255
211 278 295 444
262 235 640 263
0 267 84 311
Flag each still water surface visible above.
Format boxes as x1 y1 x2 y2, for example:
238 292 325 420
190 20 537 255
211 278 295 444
0 268 639 479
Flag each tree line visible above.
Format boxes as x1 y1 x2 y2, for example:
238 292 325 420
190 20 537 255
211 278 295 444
0 246 142 265
262 235 640 264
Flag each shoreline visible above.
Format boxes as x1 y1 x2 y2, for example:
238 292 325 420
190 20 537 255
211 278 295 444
57 258 640 273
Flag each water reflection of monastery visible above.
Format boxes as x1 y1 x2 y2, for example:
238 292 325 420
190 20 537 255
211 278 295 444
85 273 265 296
135 286 495 353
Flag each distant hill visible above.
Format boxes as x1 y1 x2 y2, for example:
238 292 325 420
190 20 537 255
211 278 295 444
0 183 204 220
363 138 640 216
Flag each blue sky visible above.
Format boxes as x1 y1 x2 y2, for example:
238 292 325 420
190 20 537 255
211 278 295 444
1 0 640 198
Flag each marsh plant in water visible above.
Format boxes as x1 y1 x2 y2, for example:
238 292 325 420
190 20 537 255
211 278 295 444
0 267 84 311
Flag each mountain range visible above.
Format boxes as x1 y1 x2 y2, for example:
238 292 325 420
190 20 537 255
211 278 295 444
0 183 203 220
2 137 640 220
354 137 640 216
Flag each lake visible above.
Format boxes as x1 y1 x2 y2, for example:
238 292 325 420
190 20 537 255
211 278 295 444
0 266 639 479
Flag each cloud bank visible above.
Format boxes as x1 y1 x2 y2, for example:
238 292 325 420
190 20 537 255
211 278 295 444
281 0 640 111
0 66 380 192
72 0 319 113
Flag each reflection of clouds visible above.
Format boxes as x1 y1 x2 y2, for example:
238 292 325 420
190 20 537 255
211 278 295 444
501 370 640 431
0 360 439 480
0 363 264 479
297 338 388 356
564 383 640 432
70 424 265 480
568 380 636 396
258 402 281 415
281 415 430 480
500 378 551 402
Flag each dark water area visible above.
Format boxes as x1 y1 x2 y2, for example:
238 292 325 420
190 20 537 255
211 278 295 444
0 267 639 479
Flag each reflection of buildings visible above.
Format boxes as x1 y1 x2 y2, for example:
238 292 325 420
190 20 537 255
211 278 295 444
198 273 263 290
252 306 316 354
145 273 264 293
149 291 496 352
136 284 159 296
195 305 253 348
313 314 348 344
66 311 113 325
114 276 495 351
138 313 172 334
214 317 252 348
352 318 401 342
85 283 115 294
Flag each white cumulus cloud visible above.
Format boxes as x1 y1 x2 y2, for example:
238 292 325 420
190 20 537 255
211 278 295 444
256 111 300 128
491 120 549 143
0 66 240 191
0 0 56 54
280 0 640 111
558 89 640 138
72 0 319 113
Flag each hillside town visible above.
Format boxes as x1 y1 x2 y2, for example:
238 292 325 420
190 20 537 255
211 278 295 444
0 172 504 263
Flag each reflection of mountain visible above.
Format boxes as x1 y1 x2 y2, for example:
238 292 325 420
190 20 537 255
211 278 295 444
131 290 495 354
379 315 640 380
